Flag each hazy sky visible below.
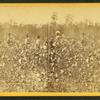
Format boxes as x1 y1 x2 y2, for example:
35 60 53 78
0 3 100 24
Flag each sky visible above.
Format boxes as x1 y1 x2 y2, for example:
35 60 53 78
0 3 100 25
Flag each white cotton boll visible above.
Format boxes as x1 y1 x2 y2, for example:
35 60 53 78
36 73 40 77
74 62 77 66
69 73 71 76
62 47 66 52
38 78 41 82
86 59 89 63
20 74 24 78
43 45 47 50
21 50 24 54
61 69 64 74
18 59 21 64
55 73 58 77
56 79 59 82
68 60 70 63
53 42 56 46
41 71 45 75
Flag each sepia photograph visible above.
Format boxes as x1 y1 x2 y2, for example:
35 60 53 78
0 3 100 93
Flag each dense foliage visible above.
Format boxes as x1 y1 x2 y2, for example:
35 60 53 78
0 15 100 92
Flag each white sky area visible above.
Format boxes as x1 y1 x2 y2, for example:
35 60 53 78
0 4 100 25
